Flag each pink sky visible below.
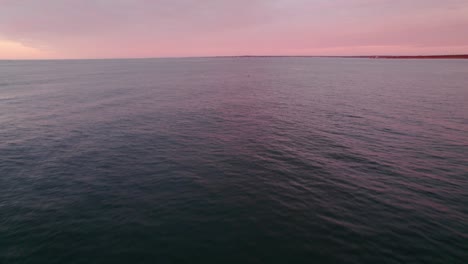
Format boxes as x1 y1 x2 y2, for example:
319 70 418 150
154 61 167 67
1 0 468 59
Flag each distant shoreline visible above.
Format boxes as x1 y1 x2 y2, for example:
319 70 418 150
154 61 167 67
234 55 468 60
217 55 468 60
346 55 468 59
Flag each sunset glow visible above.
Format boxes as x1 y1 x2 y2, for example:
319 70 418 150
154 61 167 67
0 40 47 59
1 0 468 59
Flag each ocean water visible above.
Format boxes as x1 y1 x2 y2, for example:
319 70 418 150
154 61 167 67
0 58 467 264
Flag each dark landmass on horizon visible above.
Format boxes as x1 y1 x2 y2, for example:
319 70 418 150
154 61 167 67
348 54 468 59
232 54 468 59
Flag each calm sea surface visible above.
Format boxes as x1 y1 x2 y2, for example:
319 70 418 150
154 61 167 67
1 58 467 263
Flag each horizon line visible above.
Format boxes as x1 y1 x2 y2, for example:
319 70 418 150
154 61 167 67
1 54 467 61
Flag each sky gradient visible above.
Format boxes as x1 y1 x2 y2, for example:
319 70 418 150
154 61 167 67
1 0 468 59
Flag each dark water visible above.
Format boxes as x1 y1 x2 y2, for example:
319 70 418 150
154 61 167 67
1 58 467 264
